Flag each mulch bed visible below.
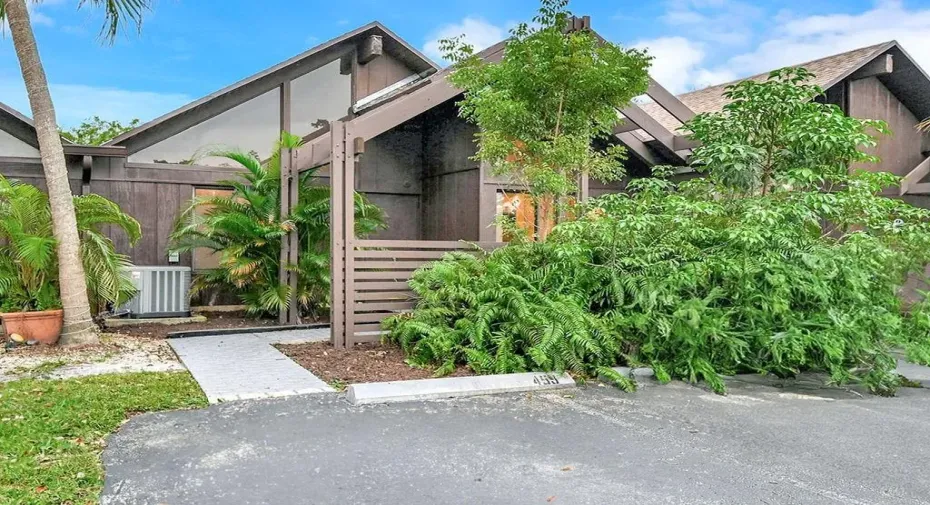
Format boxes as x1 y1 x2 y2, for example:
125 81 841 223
106 312 279 339
276 341 473 386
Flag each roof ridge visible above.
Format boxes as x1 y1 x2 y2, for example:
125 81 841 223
676 40 896 98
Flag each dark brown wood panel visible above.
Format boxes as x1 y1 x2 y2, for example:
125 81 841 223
156 184 181 266
133 182 159 265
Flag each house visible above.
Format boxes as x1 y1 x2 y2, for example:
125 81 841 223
641 41 930 204
8 19 927 345
283 16 698 344
1 22 440 275
0 17 692 328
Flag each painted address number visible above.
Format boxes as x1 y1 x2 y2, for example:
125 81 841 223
533 373 561 386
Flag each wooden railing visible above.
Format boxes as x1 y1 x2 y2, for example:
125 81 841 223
344 240 505 345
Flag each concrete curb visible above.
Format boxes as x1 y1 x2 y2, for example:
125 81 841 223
346 371 576 405
105 315 207 327
166 323 330 339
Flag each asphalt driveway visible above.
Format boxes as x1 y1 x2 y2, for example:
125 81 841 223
101 377 930 505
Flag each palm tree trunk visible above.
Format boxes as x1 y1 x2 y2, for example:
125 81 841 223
4 0 97 345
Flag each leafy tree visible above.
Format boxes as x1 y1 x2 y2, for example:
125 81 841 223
170 133 385 319
1 0 152 345
0 175 140 317
60 116 141 146
441 0 651 235
387 68 930 395
687 67 888 195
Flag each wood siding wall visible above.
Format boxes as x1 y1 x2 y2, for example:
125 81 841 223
356 122 424 240
849 77 930 177
422 103 481 241
0 156 250 268
355 52 416 99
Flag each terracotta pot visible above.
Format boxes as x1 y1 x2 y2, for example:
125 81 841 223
1 309 64 345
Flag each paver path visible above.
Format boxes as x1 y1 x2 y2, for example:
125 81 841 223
169 328 333 403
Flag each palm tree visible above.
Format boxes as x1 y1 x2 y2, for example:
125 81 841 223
0 0 150 345
170 133 386 320
0 175 141 316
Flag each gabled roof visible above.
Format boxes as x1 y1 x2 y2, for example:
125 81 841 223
295 20 696 171
106 21 439 147
641 41 911 132
0 100 80 148
0 100 35 130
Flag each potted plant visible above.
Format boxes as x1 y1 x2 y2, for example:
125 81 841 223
0 176 140 345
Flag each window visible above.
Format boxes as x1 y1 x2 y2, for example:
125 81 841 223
191 187 234 270
496 192 556 242
290 59 352 138
130 88 281 166
0 129 39 158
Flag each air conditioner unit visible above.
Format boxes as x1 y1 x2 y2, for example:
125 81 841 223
122 266 192 318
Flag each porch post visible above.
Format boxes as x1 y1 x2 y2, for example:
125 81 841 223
329 120 347 347
343 124 358 345
279 80 299 325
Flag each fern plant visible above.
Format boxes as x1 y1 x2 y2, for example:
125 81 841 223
0 175 140 314
385 67 930 395
170 133 385 319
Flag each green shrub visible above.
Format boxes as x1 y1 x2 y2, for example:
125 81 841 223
170 133 385 319
387 170 930 394
0 175 140 315
385 68 930 395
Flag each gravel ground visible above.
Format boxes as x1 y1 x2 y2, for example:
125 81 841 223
0 334 184 382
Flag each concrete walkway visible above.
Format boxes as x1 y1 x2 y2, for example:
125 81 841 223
169 328 333 403
101 380 930 505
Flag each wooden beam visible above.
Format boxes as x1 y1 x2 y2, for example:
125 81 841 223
645 78 695 126
613 120 640 134
619 103 685 164
295 41 509 173
907 182 930 195
329 120 346 347
358 35 383 64
343 124 358 343
616 132 659 165
673 135 700 151
900 156 930 196
63 145 127 157
81 155 92 195
278 80 296 325
850 54 893 81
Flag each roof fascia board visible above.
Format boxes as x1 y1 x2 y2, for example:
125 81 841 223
107 21 436 148
820 41 897 91
0 101 40 148
849 54 893 80
295 40 508 172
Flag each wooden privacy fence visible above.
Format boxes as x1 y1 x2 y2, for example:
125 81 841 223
339 240 505 346
328 118 506 347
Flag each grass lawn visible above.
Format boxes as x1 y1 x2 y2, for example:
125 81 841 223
0 372 207 504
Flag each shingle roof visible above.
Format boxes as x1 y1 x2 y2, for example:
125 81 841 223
641 42 895 132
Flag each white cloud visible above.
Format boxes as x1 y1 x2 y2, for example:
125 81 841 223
633 36 736 93
660 0 764 45
638 0 930 96
0 79 192 128
423 17 506 64
723 0 930 78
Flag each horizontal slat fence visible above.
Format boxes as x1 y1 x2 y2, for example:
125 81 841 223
348 240 505 344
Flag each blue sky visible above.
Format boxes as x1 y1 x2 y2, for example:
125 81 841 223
2 0 929 128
